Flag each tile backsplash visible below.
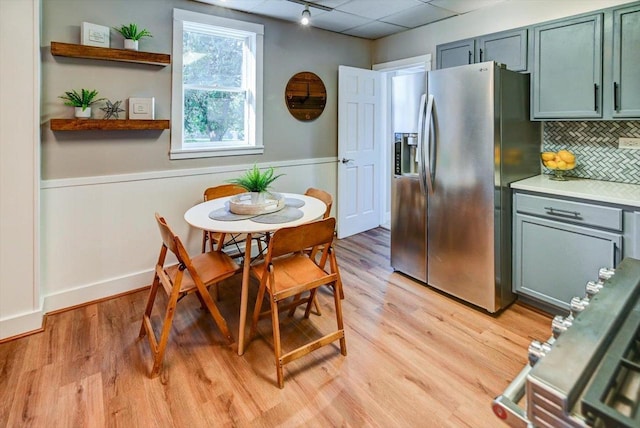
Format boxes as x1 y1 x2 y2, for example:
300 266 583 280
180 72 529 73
542 121 640 184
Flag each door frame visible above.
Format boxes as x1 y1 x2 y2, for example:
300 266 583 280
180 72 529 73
372 55 432 229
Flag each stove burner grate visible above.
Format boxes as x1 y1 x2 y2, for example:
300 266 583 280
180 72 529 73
582 299 640 428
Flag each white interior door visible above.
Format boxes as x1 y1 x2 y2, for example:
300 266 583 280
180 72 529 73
337 65 382 239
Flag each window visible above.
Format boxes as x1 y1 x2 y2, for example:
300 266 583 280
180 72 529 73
171 9 264 159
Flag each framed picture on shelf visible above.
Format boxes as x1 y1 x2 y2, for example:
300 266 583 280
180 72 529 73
128 97 155 120
81 22 110 48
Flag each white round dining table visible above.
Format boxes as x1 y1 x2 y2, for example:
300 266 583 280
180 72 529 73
184 192 327 355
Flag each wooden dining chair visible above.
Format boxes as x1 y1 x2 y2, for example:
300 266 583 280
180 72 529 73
201 184 246 253
139 213 241 378
288 187 343 316
248 217 347 388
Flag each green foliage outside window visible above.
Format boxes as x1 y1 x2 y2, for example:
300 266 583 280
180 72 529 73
182 29 246 143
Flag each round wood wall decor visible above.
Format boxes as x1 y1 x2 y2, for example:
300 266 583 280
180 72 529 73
285 72 327 121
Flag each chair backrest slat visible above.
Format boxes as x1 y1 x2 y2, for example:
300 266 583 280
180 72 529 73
155 213 180 258
305 188 332 219
269 217 336 259
204 184 245 201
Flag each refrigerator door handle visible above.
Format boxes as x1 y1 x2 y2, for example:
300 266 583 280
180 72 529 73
424 94 435 194
416 93 427 195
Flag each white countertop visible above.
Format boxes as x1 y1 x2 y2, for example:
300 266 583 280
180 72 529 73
511 175 640 208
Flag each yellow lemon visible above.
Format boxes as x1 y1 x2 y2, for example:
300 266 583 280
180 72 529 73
546 160 558 169
556 160 567 170
541 152 555 161
558 150 576 163
566 161 576 170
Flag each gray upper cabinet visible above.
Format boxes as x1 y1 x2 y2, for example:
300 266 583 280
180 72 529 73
436 29 528 71
436 38 475 69
477 29 528 72
532 14 603 119
612 4 640 118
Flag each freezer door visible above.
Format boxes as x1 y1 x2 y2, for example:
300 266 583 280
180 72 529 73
391 175 427 282
426 63 498 312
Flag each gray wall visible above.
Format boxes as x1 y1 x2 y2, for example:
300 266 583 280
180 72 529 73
41 0 371 179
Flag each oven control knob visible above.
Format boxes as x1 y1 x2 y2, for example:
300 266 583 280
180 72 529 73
552 314 573 338
528 340 553 366
585 280 604 299
598 267 615 282
570 296 590 315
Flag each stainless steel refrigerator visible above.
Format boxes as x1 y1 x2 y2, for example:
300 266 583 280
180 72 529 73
391 62 540 313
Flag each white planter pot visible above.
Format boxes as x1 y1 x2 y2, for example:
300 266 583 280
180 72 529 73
124 39 139 51
74 107 91 119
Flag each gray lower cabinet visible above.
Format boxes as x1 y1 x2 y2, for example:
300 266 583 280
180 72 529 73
436 38 474 69
612 3 640 118
513 192 623 312
532 13 603 119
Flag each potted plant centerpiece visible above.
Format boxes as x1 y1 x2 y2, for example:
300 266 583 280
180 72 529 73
228 164 284 204
114 23 152 51
59 88 105 119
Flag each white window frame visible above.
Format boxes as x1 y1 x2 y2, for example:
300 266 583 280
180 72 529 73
171 9 264 159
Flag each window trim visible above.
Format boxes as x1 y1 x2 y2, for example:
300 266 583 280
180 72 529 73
171 9 264 159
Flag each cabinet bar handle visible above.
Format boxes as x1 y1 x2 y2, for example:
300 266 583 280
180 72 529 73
544 206 582 219
468 51 472 64
614 82 619 111
479 48 483 62
594 83 599 111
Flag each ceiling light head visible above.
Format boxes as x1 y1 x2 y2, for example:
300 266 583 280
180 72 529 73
301 5 311 25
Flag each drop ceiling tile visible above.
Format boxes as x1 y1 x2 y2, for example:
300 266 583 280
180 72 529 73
342 20 408 39
429 0 505 14
191 0 267 13
336 0 423 20
314 0 352 8
310 10 371 32
249 1 319 21
381 3 455 28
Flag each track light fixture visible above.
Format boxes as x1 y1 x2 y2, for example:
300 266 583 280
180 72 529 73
300 5 311 25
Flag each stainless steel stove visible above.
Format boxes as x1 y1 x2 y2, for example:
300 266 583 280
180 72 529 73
493 257 640 427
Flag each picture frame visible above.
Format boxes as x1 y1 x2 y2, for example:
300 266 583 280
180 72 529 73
81 22 110 48
128 97 155 120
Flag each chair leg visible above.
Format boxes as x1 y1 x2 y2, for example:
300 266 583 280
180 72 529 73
313 294 322 315
270 297 285 388
201 230 208 253
196 286 234 345
140 274 161 338
249 280 267 341
304 289 318 319
333 282 347 357
150 289 181 377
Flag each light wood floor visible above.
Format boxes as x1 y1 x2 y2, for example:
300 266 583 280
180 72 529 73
0 228 551 427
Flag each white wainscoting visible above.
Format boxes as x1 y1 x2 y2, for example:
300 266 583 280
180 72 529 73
40 158 337 315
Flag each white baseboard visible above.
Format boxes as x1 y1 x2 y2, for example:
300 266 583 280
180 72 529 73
0 308 45 341
43 269 153 314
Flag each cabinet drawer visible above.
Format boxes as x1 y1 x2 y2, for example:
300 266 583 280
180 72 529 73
515 193 622 231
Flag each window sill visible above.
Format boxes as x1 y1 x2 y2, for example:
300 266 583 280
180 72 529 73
170 145 264 160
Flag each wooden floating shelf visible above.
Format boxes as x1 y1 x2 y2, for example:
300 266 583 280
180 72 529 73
50 119 170 131
50 42 170 66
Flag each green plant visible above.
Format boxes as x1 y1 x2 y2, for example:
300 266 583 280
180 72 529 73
227 164 284 193
59 89 105 111
114 23 152 41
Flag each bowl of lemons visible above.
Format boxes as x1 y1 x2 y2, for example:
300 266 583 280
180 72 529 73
540 150 576 181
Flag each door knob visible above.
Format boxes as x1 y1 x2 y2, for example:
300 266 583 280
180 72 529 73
341 158 354 164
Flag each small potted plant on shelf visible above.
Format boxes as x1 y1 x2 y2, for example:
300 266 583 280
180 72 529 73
114 23 152 51
59 89 105 119
227 164 284 204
